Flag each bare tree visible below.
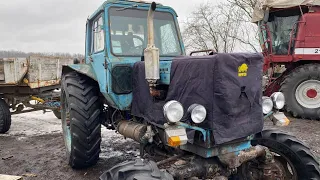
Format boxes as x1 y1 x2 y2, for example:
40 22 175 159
227 0 260 52
227 0 257 20
183 1 260 53
183 3 243 53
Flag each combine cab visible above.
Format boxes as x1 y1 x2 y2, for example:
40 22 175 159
254 0 320 119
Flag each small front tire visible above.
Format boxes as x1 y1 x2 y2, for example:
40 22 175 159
239 129 320 179
100 159 174 180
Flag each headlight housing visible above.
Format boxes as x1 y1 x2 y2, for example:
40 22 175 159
188 104 207 124
262 96 273 114
163 100 184 123
271 92 285 110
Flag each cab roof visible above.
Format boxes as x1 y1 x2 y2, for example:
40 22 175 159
89 0 178 20
252 0 320 22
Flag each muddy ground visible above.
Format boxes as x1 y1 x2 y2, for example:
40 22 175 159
1 111 320 180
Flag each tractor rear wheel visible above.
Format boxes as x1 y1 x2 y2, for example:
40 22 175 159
61 71 102 169
0 99 11 133
281 64 320 119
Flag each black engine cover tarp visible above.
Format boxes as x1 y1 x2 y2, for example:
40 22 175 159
131 53 264 144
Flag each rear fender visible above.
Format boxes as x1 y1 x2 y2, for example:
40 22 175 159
62 64 97 82
62 64 117 108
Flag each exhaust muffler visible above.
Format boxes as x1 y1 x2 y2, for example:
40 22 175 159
117 121 154 144
144 2 160 88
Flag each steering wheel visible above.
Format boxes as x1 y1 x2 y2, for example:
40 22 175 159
127 35 144 54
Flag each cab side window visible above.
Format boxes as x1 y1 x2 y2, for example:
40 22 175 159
92 16 105 53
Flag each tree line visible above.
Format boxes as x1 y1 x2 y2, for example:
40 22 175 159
0 50 84 59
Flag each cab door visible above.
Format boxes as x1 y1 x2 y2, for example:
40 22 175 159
89 14 108 94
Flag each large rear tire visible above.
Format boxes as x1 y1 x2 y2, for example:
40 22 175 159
0 99 11 133
61 71 102 169
241 130 320 179
281 64 320 119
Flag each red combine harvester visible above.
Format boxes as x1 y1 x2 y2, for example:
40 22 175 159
253 0 320 119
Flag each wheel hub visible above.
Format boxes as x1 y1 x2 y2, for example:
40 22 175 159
307 89 318 98
295 80 320 109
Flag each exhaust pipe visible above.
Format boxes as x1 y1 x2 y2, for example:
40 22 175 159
144 2 160 89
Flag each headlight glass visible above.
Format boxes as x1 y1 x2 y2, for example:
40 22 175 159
188 104 207 124
163 100 184 123
262 96 273 114
271 92 285 110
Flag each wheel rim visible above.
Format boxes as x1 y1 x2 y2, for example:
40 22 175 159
295 80 320 109
61 91 71 153
241 151 298 180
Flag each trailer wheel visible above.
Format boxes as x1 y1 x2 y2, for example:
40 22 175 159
0 99 11 133
281 64 320 119
61 71 102 169
239 130 320 179
53 109 61 119
100 159 174 180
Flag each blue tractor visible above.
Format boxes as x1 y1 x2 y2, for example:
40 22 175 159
60 0 320 179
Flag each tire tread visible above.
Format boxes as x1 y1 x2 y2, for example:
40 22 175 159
62 71 102 169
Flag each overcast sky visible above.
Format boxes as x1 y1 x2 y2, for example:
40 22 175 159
0 0 222 54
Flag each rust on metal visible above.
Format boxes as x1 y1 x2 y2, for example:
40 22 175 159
219 145 267 169
0 56 73 88
117 120 148 143
0 58 28 85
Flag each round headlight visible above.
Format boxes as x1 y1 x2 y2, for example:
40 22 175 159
262 96 273 114
163 100 184 123
271 92 285 110
188 104 207 124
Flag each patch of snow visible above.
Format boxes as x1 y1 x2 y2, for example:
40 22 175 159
0 110 62 137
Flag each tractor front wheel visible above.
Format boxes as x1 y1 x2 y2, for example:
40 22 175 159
239 130 320 179
61 71 102 169
281 64 320 119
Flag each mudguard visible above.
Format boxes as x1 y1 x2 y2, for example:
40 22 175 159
62 64 97 82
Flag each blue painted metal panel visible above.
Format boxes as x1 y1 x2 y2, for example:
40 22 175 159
180 140 252 158
103 2 184 110
177 122 209 142
176 122 253 158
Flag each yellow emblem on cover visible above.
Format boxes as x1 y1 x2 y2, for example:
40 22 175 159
238 63 248 77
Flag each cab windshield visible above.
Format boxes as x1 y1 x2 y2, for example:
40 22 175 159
109 7 182 56
259 10 301 55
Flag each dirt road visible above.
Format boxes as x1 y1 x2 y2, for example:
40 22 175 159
1 111 320 180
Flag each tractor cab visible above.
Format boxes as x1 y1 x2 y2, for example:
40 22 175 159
85 0 185 61
82 0 185 110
